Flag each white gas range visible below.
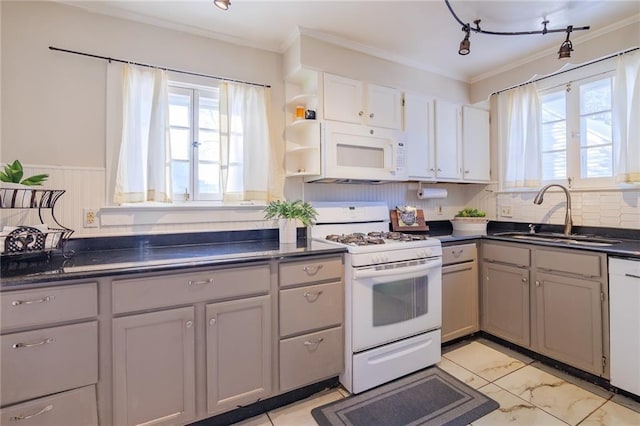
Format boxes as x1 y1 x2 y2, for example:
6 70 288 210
310 202 442 394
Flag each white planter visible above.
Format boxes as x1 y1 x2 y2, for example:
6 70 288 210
278 218 298 244
450 218 488 236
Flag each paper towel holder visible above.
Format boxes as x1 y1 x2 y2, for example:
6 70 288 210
417 182 448 199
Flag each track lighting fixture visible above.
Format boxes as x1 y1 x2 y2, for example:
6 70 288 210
214 0 230 11
558 26 574 59
459 25 471 55
444 0 589 58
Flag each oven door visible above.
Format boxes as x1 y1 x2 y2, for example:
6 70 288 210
350 257 442 352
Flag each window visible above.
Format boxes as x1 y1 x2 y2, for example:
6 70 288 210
168 84 223 201
539 73 614 187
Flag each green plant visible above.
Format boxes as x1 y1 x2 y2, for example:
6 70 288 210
454 207 486 218
0 160 48 186
264 200 318 227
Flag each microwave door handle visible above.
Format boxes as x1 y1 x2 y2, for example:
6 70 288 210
352 259 442 280
385 143 395 173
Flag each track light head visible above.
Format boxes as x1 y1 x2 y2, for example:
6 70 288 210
558 26 574 59
459 27 471 55
214 0 230 10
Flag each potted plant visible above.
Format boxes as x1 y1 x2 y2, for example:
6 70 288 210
264 200 318 244
451 207 488 235
0 160 49 187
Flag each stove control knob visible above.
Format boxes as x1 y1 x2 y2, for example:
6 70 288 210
382 255 389 263
372 255 380 263
425 248 432 257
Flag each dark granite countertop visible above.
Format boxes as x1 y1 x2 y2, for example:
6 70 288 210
0 229 346 289
2 222 639 289
429 221 640 259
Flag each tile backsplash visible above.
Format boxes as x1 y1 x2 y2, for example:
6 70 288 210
497 189 640 230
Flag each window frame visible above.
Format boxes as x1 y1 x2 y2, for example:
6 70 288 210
536 60 618 190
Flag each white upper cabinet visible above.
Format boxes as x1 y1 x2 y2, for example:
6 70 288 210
323 73 402 130
462 106 490 182
404 92 435 180
434 99 462 180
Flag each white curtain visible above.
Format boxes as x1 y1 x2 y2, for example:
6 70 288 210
219 83 282 201
613 50 640 184
497 83 542 189
114 65 172 203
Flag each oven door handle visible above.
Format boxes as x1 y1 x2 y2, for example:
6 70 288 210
352 259 442 280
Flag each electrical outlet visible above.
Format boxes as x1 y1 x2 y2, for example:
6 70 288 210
437 205 443 215
83 208 99 228
500 206 513 218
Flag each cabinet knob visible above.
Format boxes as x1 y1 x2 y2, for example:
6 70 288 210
429 168 435 172
369 113 374 118
185 321 193 328
209 318 216 326
358 111 364 117
437 168 442 172
522 277 528 284
535 280 541 287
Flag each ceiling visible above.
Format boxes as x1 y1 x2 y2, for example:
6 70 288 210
64 0 640 83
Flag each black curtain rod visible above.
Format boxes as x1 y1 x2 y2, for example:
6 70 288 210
493 47 639 95
49 46 271 88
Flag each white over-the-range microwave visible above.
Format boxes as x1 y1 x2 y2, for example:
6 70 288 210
305 121 407 183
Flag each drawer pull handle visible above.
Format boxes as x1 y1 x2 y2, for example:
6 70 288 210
13 338 54 349
451 249 463 258
10 404 53 421
188 278 214 286
303 338 324 348
11 295 55 306
625 273 640 279
303 291 323 302
303 264 323 276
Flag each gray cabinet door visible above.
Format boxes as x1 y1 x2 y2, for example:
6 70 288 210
534 272 604 375
112 307 196 426
206 296 271 415
482 263 530 347
442 261 479 343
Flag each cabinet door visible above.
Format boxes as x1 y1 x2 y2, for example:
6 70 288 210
442 261 479 343
112 307 195 426
323 73 363 124
404 92 435 180
206 296 271 414
534 272 604 375
366 83 402 129
462 106 490 181
482 263 530 347
434 99 462 179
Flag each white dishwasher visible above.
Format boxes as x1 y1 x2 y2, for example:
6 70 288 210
609 257 640 396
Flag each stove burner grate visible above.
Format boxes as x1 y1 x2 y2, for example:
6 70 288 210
325 231 429 245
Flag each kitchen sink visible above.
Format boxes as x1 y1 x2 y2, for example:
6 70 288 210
493 232 621 247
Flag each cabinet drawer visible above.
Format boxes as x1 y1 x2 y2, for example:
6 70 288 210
280 281 343 337
483 242 530 267
1 283 97 331
1 321 98 406
279 326 343 392
536 249 602 277
113 264 270 314
0 385 98 426
443 243 477 266
279 257 343 288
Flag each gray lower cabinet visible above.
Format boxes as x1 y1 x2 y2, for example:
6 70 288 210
481 241 609 377
534 272 603 375
0 282 99 426
441 243 479 343
112 306 196 426
482 262 531 347
206 296 271 415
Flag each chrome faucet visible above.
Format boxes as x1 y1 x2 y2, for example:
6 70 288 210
533 184 573 235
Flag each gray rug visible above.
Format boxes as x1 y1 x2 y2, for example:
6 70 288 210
311 367 499 426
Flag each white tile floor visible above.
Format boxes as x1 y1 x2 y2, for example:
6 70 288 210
233 338 640 425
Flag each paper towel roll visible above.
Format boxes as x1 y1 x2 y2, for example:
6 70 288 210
417 188 448 199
